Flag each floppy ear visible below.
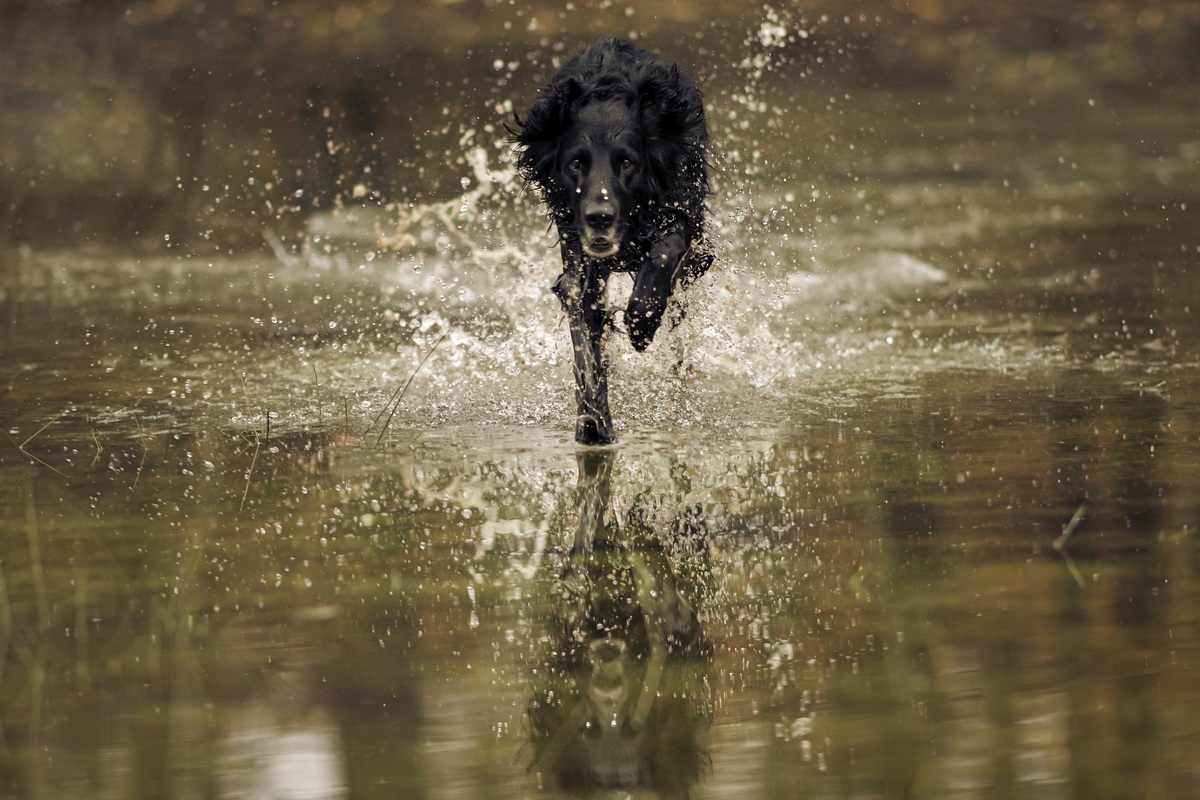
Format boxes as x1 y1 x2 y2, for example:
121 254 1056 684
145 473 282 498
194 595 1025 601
512 78 583 192
637 68 694 195
639 65 700 134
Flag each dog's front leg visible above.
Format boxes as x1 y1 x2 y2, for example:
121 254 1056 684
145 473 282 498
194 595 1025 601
553 242 615 445
626 218 691 352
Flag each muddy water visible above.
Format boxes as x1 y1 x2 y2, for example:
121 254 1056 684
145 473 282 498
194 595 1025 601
3 18 1200 800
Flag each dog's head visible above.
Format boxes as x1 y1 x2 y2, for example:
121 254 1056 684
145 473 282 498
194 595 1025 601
557 98 647 258
513 92 648 259
512 37 708 260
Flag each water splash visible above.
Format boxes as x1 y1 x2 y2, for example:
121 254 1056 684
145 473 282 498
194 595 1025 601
233 15 1111 442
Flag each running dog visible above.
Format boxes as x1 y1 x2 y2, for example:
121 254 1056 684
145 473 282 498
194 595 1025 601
511 35 713 444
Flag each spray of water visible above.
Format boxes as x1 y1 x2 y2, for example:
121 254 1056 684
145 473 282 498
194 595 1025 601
263 12 991 441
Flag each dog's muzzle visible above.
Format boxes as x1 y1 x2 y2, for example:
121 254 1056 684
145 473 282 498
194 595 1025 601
581 193 620 258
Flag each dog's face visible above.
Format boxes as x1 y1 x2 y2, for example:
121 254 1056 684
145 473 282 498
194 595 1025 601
560 99 646 259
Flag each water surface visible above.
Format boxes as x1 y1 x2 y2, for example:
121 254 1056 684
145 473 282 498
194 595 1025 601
3 10 1200 800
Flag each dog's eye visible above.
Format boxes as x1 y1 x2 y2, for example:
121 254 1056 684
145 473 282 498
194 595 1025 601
621 159 634 171
569 159 583 172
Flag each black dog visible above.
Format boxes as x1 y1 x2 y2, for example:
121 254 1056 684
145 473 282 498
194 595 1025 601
511 35 713 445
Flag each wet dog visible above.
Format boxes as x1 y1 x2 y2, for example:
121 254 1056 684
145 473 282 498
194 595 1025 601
511 35 713 445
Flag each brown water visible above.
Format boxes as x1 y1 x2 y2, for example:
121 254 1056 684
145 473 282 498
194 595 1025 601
3 9 1200 800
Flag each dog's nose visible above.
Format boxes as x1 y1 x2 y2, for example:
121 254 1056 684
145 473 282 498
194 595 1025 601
585 208 614 230
584 204 615 231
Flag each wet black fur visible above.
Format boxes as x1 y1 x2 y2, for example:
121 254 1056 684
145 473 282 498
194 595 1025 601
510 34 713 444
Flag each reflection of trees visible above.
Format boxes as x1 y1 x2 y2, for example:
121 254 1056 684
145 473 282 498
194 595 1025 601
527 451 714 798
717 384 1195 798
0 431 435 799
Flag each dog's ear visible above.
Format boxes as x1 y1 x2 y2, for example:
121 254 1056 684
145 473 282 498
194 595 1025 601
637 65 704 143
636 67 695 194
557 77 585 112
512 78 584 191
638 84 664 134
633 65 709 232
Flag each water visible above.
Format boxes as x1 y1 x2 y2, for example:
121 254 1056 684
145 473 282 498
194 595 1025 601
3 8 1200 799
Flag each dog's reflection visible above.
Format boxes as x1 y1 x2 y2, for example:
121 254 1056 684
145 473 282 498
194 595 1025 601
528 451 714 798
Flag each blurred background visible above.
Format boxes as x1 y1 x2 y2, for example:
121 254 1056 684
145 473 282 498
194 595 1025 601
3 0 1197 251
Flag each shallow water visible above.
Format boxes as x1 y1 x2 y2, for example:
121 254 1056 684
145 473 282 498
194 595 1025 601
4 13 1200 800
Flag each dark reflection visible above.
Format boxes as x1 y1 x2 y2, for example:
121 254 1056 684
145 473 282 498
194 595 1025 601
527 451 714 797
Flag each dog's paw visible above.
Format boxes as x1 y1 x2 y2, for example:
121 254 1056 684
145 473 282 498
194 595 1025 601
575 414 616 446
626 297 666 351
